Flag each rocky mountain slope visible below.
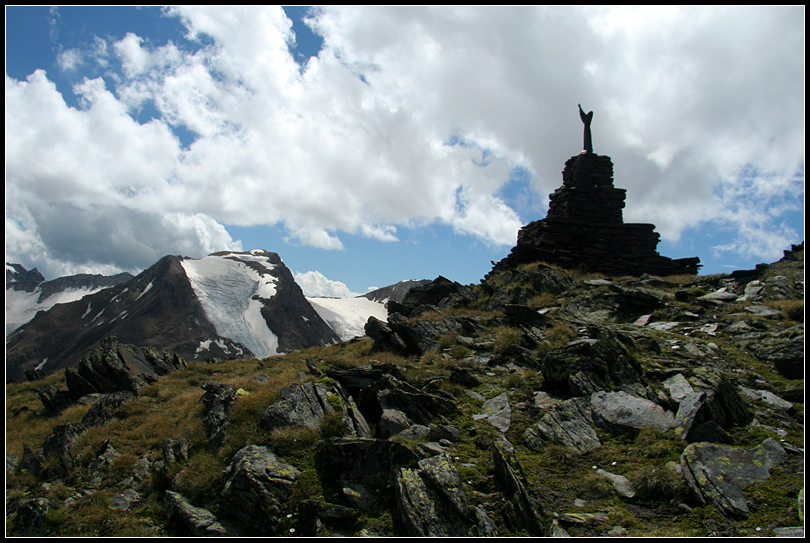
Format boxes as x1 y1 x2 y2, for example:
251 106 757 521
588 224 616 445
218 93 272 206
6 264 133 336
6 243 803 537
5 251 340 382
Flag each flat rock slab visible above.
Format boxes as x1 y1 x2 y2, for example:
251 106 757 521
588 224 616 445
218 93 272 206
535 397 601 453
474 392 511 433
745 305 780 317
596 469 635 498
663 373 694 403
680 437 788 518
591 391 675 433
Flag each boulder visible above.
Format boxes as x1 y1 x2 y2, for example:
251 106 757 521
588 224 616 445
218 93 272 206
220 445 301 535
260 382 334 431
662 373 694 403
680 438 788 518
535 397 601 453
200 382 239 449
596 468 636 498
591 391 675 434
358 375 456 432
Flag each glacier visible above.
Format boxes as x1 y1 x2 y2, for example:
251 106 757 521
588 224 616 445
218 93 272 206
181 253 280 358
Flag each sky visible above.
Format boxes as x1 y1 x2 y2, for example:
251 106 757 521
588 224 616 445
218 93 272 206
5 6 805 297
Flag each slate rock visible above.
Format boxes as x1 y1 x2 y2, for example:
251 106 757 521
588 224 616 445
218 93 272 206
342 483 377 512
743 326 804 380
379 409 413 438
591 391 675 434
260 382 334 432
359 375 456 431
535 397 601 453
686 420 734 445
680 437 788 518
220 445 300 535
672 391 707 441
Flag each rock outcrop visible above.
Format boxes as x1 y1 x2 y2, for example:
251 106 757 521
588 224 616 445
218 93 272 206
490 151 700 277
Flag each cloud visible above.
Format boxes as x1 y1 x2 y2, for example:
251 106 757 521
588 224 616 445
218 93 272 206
5 6 804 279
294 270 361 298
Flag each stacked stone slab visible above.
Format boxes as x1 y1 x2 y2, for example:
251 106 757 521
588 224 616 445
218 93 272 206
492 152 700 277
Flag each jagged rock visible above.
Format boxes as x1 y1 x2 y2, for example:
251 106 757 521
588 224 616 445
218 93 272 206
382 312 483 355
358 375 456 432
220 445 301 535
87 439 120 482
568 370 607 396
260 382 334 432
200 381 239 449
680 438 788 518
37 384 74 414
672 391 707 441
394 276 476 318
331 383 373 438
535 397 601 453
42 423 83 474
591 391 675 434
325 363 405 392
18 444 43 476
379 409 413 438
427 424 461 443
316 437 419 488
541 332 643 395
473 392 511 433
64 337 185 399
364 316 410 353
491 438 545 536
687 368 752 429
81 391 135 428
686 420 734 445
12 497 50 536
164 490 242 536
596 469 635 498
162 437 189 465
503 304 551 328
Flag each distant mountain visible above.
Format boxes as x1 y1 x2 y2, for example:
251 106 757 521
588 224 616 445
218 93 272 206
6 263 133 335
5 251 340 382
361 279 432 304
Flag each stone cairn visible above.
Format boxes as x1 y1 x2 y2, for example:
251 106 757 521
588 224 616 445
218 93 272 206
491 107 700 277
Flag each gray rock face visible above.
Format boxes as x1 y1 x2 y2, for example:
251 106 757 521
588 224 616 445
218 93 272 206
220 445 301 535
591 391 675 433
359 375 456 432
663 373 694 403
260 382 334 431
536 397 601 453
680 438 788 518
687 368 752 429
743 326 804 380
